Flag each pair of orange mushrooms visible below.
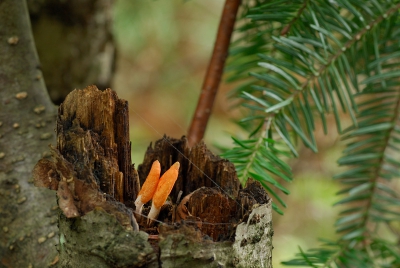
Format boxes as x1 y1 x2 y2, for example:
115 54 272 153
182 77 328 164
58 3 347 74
134 160 180 224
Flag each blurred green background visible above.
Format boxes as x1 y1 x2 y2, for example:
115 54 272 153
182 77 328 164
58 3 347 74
111 1 344 266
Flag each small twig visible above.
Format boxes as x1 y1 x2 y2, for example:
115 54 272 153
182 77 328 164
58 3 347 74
280 0 309 36
187 0 241 147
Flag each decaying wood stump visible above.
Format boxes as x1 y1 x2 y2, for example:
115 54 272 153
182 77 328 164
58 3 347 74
33 86 273 267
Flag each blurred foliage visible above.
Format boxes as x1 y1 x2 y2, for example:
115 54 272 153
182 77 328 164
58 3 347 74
109 0 362 267
112 0 239 163
224 0 400 267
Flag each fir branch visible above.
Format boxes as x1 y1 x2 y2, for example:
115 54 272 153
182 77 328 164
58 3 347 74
280 0 309 36
241 117 272 181
297 2 400 97
225 0 400 265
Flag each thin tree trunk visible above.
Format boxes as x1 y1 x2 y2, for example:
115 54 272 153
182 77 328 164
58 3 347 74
28 0 115 104
187 0 240 147
0 0 59 266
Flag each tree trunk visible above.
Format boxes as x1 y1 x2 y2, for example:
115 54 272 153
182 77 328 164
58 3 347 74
34 86 273 267
27 0 115 104
0 1 59 267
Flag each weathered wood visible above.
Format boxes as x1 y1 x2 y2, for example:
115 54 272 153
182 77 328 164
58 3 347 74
34 86 273 267
187 141 240 197
157 200 273 268
34 147 136 229
236 178 270 220
56 85 138 203
136 136 273 252
185 187 237 241
137 136 191 200
137 136 241 201
34 86 140 230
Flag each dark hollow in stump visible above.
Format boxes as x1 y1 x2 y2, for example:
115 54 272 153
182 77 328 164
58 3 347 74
33 86 273 267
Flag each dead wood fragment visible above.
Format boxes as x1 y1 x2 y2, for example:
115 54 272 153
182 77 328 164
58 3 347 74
138 136 190 200
138 136 240 200
236 179 270 221
138 136 270 243
57 180 79 218
34 85 140 230
57 85 137 202
186 141 240 197
33 85 273 267
186 187 237 241
174 192 193 222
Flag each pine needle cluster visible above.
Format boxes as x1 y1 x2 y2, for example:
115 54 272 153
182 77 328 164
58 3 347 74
223 0 400 266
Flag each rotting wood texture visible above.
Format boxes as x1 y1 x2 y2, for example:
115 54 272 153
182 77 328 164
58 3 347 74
137 136 241 200
34 85 140 230
33 86 273 267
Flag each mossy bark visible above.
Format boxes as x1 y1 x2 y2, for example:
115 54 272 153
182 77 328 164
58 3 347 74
58 208 157 268
56 196 272 268
34 86 273 267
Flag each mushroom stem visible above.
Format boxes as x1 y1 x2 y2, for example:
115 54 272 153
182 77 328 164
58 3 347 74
134 160 161 216
134 196 145 216
147 204 160 225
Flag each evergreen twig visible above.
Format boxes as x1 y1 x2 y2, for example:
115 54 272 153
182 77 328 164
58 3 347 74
224 0 400 265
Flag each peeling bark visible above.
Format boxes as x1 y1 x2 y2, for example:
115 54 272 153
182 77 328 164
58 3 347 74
158 201 272 268
56 200 273 268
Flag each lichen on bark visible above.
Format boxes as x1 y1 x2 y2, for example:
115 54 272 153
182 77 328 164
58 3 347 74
58 208 157 268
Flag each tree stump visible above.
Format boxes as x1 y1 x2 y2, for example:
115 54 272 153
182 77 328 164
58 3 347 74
33 85 273 267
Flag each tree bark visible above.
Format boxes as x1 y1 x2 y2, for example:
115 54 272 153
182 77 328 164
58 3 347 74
0 0 59 267
34 86 273 267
